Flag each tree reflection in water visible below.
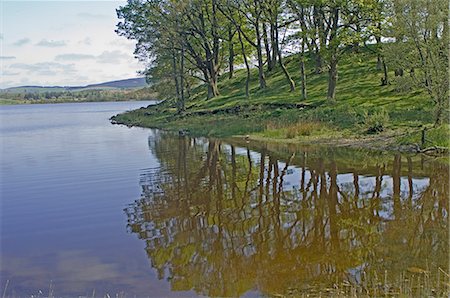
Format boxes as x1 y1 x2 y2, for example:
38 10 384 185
125 132 448 297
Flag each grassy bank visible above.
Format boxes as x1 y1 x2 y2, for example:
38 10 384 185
111 48 449 152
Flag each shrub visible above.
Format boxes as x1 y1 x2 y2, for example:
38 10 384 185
364 108 390 134
285 121 325 138
307 104 366 129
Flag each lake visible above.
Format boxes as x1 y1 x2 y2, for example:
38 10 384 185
1 101 448 297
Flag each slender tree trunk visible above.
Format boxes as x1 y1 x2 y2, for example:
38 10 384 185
171 46 181 111
314 5 325 74
255 22 267 89
179 45 185 113
381 57 389 86
263 23 272 72
270 22 278 70
238 30 250 98
327 8 339 101
275 23 295 92
376 34 382 70
228 26 235 79
299 7 307 99
300 37 307 99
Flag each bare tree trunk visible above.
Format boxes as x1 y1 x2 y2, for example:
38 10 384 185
375 34 382 70
263 23 273 72
270 22 278 70
313 5 325 74
299 6 307 99
300 37 307 99
327 8 339 101
207 78 220 99
255 22 267 89
381 57 389 86
179 45 185 113
171 45 181 112
228 26 235 79
327 54 338 100
238 30 250 98
275 23 295 92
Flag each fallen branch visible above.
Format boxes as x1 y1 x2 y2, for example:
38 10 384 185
418 146 449 155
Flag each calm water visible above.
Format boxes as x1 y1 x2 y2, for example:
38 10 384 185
1 102 448 297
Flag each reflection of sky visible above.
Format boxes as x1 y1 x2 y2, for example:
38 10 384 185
230 145 431 202
3 112 440 297
0 102 196 297
227 143 433 223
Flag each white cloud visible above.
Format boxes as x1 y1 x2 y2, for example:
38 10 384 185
55 53 96 61
36 39 67 47
2 1 144 89
78 37 92 45
96 50 128 64
12 38 31 46
1 70 20 76
0 56 16 60
10 62 76 76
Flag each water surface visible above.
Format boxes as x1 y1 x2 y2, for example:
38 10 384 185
1 102 448 297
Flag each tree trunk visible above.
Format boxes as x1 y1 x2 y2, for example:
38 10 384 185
255 23 267 89
275 23 295 92
171 46 181 112
327 55 338 100
327 8 339 101
270 22 278 70
381 57 389 86
207 78 220 99
299 7 307 98
238 30 250 98
314 5 325 74
434 97 444 126
179 45 185 113
376 35 382 70
263 23 272 72
300 38 307 99
228 26 235 79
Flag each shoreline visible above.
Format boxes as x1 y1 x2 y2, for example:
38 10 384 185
111 113 449 157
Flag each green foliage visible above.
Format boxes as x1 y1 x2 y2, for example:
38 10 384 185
113 46 447 149
306 104 366 129
1 87 157 104
384 0 449 124
363 108 390 134
398 125 450 148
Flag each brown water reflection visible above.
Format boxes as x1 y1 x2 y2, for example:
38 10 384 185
125 132 449 297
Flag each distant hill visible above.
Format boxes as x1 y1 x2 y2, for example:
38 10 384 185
1 78 149 94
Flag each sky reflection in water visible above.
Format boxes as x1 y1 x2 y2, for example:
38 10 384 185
0 103 448 297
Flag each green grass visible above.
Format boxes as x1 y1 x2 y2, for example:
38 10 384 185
398 124 450 148
0 98 26 105
112 47 449 150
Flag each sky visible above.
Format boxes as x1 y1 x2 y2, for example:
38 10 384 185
0 1 144 89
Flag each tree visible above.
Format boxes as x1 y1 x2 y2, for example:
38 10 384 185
386 0 449 125
320 0 379 100
263 0 296 92
117 0 228 103
219 0 268 90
